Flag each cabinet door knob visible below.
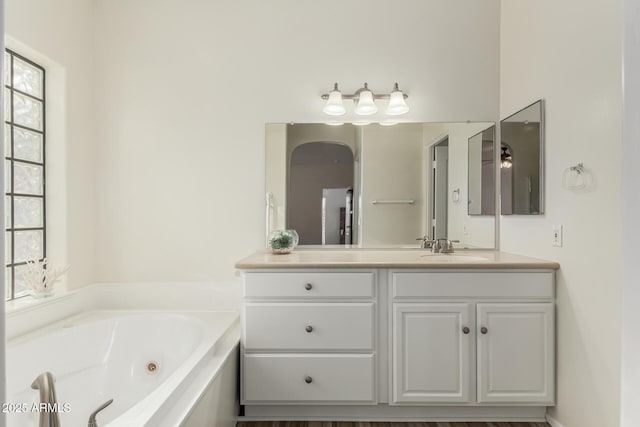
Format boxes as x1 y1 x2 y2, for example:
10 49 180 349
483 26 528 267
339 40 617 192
462 326 470 334
304 283 313 290
480 326 488 334
304 376 313 384
305 325 313 333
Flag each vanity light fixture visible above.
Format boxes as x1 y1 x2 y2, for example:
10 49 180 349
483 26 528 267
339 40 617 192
322 83 346 116
321 82 409 117
385 83 410 115
354 83 378 115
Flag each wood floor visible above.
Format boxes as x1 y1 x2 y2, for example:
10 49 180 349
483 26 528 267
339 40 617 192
237 422 551 427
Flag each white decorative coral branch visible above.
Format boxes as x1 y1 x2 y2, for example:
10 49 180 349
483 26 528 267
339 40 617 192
21 258 69 295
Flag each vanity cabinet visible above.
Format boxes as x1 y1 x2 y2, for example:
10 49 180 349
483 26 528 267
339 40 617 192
391 271 555 406
236 252 558 420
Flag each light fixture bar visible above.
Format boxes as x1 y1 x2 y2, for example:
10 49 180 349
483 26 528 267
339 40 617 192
321 93 408 100
321 82 410 117
321 83 408 100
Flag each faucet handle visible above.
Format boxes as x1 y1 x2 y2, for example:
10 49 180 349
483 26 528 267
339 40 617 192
442 239 460 253
432 238 460 253
416 236 433 249
88 399 114 427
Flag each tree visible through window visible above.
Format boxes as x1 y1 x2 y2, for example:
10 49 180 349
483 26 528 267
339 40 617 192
4 49 46 300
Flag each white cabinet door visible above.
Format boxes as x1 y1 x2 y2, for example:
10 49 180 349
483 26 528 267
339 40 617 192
477 303 555 404
393 303 472 403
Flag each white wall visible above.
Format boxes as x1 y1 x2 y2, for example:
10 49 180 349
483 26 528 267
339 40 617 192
621 0 640 425
93 0 500 281
500 1 622 426
5 0 95 290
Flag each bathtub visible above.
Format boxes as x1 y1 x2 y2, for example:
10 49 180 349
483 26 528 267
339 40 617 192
6 309 240 427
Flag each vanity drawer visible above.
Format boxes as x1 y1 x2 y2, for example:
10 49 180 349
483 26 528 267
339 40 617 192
244 272 374 299
243 303 374 351
243 354 375 403
392 271 554 299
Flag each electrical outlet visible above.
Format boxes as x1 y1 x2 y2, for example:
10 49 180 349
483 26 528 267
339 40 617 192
552 225 563 247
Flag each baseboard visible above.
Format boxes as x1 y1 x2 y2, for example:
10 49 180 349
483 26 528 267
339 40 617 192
242 404 547 421
546 413 566 427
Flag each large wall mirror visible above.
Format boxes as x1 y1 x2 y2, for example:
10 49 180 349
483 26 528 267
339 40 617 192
500 100 545 215
265 122 497 249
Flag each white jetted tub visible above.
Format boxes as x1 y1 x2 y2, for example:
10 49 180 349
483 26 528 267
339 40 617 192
6 309 239 427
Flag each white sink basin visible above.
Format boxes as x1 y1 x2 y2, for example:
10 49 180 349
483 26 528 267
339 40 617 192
420 253 488 262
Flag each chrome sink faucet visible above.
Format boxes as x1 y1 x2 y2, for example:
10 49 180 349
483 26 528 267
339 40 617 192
31 372 61 427
431 238 460 254
417 236 460 253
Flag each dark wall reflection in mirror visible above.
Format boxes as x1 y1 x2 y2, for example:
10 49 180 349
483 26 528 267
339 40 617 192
500 100 544 215
467 125 495 215
288 142 354 245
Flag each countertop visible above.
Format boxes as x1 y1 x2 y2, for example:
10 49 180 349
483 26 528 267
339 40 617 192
235 250 560 270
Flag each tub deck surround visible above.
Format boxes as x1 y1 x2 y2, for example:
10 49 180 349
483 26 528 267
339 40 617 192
237 250 558 422
235 250 560 270
5 281 242 341
5 282 242 427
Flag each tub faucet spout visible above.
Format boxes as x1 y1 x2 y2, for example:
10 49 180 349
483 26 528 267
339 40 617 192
31 371 61 427
88 399 113 427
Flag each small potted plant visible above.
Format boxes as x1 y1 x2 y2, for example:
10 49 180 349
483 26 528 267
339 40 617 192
268 229 299 254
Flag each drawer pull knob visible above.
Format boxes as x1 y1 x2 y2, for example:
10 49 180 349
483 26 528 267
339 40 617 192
305 325 314 333
481 326 488 334
304 376 313 384
462 326 470 334
304 283 313 290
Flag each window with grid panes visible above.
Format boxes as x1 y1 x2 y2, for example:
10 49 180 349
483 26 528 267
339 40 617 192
4 49 46 300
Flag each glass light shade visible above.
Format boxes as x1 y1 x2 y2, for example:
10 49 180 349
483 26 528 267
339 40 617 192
501 159 513 169
379 121 398 126
352 121 371 126
325 121 344 126
385 90 410 115
322 90 346 116
355 90 377 115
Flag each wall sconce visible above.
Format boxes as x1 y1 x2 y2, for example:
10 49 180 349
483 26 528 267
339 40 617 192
321 82 409 117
